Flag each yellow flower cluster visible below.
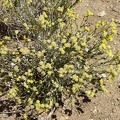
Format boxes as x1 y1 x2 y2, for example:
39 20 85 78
2 0 13 8
58 64 74 77
36 11 54 29
20 47 30 55
99 79 108 93
72 83 81 93
85 89 96 97
84 10 94 17
57 6 64 12
110 19 117 34
67 8 75 17
99 39 114 58
34 99 54 113
37 61 53 76
106 65 118 82
8 87 17 98
37 50 45 58
95 20 104 29
0 45 8 55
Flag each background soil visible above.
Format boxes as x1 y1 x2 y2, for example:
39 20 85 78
0 0 120 120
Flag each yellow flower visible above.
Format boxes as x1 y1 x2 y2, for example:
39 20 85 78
40 104 45 108
84 10 93 17
14 65 19 72
49 100 53 107
74 44 80 51
23 23 29 30
102 39 107 43
99 79 104 85
71 36 77 43
0 41 3 45
95 21 104 29
41 0 45 4
59 48 65 54
12 57 21 63
85 90 95 97
47 71 52 76
59 74 64 78
37 67 42 72
43 12 48 18
27 0 32 5
72 84 81 93
106 50 113 58
72 74 79 82
39 61 44 65
8 72 13 77
57 7 64 12
23 35 27 40
61 39 67 43
20 47 30 55
27 79 34 84
4 36 11 40
101 85 108 93
27 98 33 104
87 10 93 16
21 75 26 80
84 26 90 32
81 42 86 47
0 46 8 54
15 30 20 35
64 43 71 48
8 88 17 98
51 41 56 47
59 22 65 29
39 80 43 84
45 63 52 69
38 15 45 25
3 18 8 23
37 50 45 58
1 69 5 73
103 30 107 37
99 43 107 50
117 64 120 72
23 82 29 89
67 8 74 17
108 35 113 41
23 114 28 120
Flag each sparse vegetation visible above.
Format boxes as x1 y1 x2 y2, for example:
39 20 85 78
0 0 120 119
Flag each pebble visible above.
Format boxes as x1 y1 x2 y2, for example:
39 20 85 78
112 108 116 113
117 73 120 81
116 98 120 101
98 11 106 17
93 108 97 113
112 6 119 13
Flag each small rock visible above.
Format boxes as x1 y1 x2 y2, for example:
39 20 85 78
98 11 106 17
112 6 120 13
93 108 97 113
117 73 120 81
117 98 120 101
112 108 116 113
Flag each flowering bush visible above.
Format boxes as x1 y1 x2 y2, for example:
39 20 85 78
0 0 120 119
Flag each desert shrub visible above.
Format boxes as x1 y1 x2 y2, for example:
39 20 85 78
0 0 120 119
